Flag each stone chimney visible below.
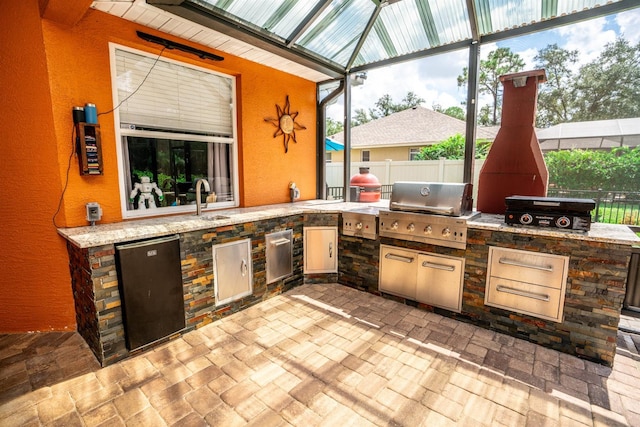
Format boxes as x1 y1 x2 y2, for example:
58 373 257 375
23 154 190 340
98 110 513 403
476 69 548 214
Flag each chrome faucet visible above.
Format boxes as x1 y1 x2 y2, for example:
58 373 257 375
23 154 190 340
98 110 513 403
195 178 210 216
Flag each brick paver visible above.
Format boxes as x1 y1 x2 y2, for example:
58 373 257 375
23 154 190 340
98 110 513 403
1 283 640 426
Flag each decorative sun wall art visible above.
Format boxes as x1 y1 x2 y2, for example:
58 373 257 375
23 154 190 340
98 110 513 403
264 95 306 153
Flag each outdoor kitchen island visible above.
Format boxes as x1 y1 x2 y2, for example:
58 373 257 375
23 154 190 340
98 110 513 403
341 210 639 368
58 201 639 368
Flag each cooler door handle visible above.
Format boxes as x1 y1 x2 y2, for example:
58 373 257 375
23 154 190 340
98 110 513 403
421 261 455 271
385 253 415 263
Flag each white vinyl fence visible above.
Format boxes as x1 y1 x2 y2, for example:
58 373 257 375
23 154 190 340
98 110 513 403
326 159 486 202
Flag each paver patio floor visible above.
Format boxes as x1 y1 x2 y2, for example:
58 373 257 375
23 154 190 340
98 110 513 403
1 283 639 426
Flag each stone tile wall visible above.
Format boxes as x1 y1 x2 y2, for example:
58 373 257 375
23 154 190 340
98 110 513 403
339 226 633 367
67 243 125 366
66 215 304 366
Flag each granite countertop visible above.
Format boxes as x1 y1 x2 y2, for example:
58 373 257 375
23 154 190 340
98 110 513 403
57 200 639 248
468 213 640 245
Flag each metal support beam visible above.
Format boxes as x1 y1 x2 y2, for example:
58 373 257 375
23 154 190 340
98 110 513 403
463 43 480 184
343 74 352 202
345 2 384 71
287 0 332 47
317 80 345 199
465 0 480 42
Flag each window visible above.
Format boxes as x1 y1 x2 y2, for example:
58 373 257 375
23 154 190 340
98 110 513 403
409 148 421 160
326 152 332 163
361 150 370 162
111 45 238 218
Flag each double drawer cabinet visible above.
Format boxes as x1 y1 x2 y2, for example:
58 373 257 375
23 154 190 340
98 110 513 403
485 247 569 322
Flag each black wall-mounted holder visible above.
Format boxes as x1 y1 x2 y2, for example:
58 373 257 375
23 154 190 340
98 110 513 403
136 31 224 61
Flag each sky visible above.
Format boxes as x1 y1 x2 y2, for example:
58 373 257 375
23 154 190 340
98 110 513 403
325 7 640 122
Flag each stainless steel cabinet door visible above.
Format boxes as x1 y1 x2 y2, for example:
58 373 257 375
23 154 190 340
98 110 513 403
304 227 338 273
213 238 252 306
416 253 464 312
379 245 418 299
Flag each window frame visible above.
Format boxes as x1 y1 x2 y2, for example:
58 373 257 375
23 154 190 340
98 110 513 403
109 43 239 219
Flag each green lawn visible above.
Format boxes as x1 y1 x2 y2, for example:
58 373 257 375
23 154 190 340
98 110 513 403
596 204 639 225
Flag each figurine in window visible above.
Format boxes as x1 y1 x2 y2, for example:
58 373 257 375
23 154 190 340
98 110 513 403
130 176 164 209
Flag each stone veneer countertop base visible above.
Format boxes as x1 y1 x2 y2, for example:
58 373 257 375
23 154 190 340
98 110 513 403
57 200 639 248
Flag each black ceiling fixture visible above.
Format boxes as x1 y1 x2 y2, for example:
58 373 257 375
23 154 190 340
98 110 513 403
136 30 224 61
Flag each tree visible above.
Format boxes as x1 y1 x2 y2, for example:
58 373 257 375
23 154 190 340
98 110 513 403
372 91 425 118
534 44 579 127
458 47 525 125
414 134 491 160
326 118 343 137
433 104 465 120
349 92 426 125
352 109 371 126
572 38 640 121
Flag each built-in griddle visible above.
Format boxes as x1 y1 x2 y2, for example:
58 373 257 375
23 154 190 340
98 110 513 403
505 195 596 231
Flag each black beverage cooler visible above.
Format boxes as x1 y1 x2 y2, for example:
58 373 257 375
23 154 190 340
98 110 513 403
115 235 185 350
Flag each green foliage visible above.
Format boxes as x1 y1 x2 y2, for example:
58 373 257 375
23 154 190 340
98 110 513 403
352 109 371 126
432 104 465 120
534 44 578 127
458 38 640 126
544 147 640 191
326 91 426 133
326 118 343 136
572 38 640 121
458 47 525 125
361 92 425 123
414 134 490 160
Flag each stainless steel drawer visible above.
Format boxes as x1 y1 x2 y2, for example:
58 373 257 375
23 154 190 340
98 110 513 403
485 247 569 322
488 247 569 289
485 277 565 322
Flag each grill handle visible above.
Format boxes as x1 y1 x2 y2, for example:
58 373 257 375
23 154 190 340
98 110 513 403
390 202 454 215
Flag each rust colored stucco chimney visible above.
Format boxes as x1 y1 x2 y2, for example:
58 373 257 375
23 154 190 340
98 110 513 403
476 69 548 214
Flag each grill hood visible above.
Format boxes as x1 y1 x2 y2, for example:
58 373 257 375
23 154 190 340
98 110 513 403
389 182 473 217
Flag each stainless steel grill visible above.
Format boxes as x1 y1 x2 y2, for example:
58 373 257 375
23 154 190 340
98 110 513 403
380 182 478 249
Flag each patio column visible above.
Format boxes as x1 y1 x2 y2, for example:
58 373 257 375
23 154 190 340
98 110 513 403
464 42 480 184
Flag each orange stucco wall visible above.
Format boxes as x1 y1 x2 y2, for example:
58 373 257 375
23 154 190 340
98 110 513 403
0 0 317 332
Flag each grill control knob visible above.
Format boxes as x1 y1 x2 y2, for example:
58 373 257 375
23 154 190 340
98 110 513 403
520 213 533 225
424 225 432 235
556 216 571 228
407 223 415 232
442 228 451 237
356 222 363 230
391 221 399 230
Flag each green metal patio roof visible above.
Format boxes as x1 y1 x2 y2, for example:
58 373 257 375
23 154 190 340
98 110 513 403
149 0 639 79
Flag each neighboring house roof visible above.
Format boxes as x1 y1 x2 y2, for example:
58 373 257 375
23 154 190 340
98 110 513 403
536 117 640 150
330 106 498 148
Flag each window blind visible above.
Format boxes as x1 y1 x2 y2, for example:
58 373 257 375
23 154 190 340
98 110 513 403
115 49 233 136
